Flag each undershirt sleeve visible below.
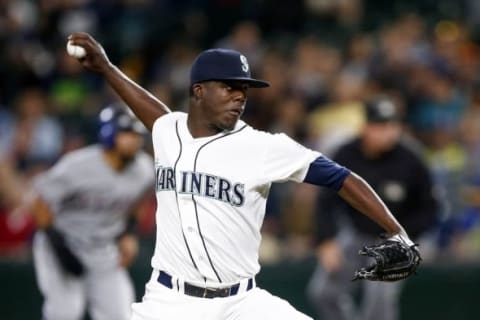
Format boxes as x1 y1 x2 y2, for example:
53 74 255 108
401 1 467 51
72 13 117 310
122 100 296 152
303 156 350 191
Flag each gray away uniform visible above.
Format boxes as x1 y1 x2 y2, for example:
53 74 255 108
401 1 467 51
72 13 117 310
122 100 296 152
32 145 154 320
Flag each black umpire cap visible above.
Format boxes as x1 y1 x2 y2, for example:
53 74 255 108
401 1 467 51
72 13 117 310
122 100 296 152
365 97 401 123
190 48 270 88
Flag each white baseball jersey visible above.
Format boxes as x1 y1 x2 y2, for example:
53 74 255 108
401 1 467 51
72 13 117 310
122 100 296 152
33 145 154 269
151 112 320 285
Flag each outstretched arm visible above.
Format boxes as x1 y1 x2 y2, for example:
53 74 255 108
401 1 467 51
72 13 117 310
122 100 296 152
305 157 418 281
68 32 170 130
304 156 406 237
338 172 406 237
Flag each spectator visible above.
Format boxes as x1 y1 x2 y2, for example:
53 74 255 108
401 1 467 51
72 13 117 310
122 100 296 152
0 159 35 257
0 87 63 173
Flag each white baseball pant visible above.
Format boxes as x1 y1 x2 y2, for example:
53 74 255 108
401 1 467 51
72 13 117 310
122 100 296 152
130 269 313 320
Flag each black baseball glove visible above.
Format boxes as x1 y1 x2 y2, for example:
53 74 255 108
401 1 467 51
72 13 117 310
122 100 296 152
44 227 85 276
353 234 421 282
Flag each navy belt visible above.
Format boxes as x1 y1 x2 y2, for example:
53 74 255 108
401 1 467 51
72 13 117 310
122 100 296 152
157 271 254 298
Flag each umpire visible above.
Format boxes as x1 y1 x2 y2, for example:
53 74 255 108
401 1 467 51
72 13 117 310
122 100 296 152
307 96 437 320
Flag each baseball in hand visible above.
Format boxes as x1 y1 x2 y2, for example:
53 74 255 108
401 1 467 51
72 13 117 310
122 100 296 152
66 40 86 58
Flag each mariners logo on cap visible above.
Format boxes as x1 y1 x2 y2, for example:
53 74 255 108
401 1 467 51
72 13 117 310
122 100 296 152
240 55 249 73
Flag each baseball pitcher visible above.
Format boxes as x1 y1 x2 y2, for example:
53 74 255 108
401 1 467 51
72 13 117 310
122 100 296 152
66 32 420 320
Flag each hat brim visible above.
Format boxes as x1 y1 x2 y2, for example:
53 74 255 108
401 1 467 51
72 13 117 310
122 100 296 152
203 77 270 88
230 77 270 88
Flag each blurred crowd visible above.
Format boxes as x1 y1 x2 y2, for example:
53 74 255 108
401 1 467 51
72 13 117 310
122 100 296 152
1 0 480 264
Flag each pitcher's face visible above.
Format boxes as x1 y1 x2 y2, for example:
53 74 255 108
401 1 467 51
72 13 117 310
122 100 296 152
195 81 249 131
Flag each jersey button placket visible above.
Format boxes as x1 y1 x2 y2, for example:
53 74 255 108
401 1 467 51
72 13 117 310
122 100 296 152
176 144 217 281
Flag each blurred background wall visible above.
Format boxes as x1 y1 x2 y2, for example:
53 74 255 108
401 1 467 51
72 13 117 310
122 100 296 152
1 0 480 319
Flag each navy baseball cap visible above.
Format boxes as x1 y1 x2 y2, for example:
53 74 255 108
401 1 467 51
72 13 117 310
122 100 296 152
190 48 270 88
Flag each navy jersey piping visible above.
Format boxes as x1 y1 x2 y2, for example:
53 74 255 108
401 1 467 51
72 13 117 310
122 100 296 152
173 120 200 272
192 124 248 283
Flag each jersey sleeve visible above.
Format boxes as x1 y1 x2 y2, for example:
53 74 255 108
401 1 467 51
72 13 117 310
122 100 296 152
303 155 350 191
262 132 321 183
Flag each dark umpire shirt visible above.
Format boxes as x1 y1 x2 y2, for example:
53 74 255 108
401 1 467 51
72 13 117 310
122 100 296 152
315 137 437 243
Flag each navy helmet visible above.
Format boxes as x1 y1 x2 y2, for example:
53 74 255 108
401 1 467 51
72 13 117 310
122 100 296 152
98 104 146 148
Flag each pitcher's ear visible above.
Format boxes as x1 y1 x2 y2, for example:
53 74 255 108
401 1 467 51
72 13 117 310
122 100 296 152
192 83 203 100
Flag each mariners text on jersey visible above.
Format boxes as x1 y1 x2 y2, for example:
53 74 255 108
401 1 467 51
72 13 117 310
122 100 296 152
155 165 245 206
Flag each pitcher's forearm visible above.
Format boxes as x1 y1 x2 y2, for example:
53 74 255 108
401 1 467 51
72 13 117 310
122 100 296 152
338 172 405 236
102 64 171 131
67 32 170 130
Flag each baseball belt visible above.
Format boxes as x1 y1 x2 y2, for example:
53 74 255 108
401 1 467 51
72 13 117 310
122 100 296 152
157 270 254 298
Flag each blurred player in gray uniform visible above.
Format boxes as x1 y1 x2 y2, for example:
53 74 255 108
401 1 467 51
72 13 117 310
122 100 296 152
31 104 154 320
68 33 417 320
